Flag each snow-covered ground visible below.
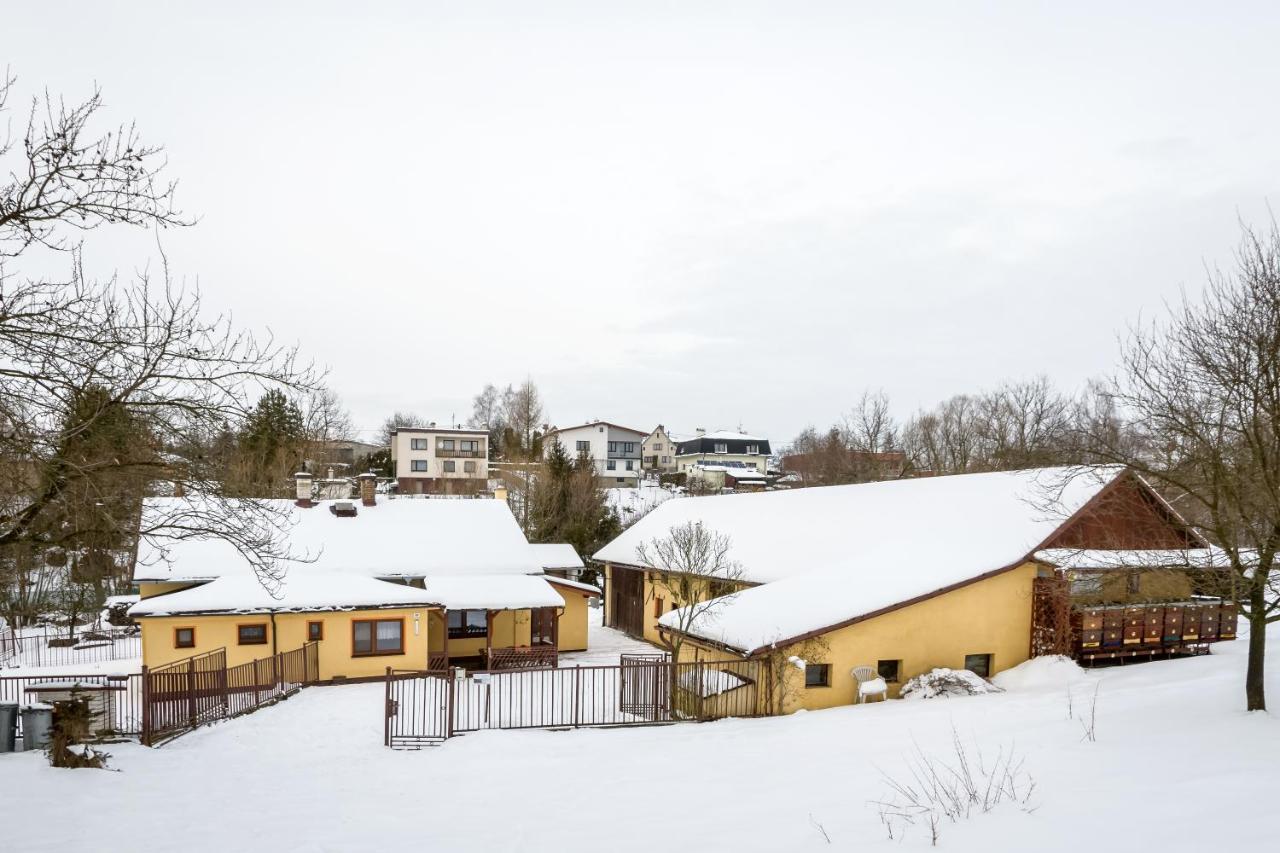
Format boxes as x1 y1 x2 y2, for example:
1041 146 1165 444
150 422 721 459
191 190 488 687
560 605 661 665
605 482 679 527
1 626 1276 852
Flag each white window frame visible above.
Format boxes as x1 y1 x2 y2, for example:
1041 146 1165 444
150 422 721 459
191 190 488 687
411 460 428 472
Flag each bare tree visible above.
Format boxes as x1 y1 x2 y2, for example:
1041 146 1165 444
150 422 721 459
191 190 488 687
375 411 426 447
0 75 318 604
503 378 544 458
635 521 744 662
468 383 508 456
1078 220 1280 711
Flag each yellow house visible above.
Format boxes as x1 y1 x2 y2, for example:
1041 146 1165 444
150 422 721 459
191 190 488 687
131 480 596 678
595 465 1225 713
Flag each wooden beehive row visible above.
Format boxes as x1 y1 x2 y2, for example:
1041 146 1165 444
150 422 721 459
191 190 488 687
1077 601 1237 651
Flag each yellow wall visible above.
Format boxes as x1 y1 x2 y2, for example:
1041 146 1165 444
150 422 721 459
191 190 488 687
138 608 438 679
546 583 595 651
675 561 1039 714
138 581 197 599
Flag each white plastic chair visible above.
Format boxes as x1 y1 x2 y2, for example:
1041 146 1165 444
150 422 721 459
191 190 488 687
852 665 888 703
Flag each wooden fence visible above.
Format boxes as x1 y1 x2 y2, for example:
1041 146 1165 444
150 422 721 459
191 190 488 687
142 643 319 745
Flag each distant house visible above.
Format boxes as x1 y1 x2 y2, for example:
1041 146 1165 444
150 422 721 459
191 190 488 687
129 474 597 677
594 465 1236 713
543 421 648 486
641 425 678 475
674 430 772 476
390 425 489 495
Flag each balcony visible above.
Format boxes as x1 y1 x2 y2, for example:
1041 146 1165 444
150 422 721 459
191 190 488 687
435 448 485 458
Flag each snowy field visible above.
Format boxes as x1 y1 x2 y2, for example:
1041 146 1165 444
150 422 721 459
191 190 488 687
1 626 1276 852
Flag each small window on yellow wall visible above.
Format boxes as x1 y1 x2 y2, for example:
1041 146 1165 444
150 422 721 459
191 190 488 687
174 627 196 648
964 653 993 679
238 624 268 645
307 621 324 641
877 659 901 683
804 664 831 688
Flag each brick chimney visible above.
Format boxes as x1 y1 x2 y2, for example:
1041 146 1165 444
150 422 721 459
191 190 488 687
294 471 314 507
358 471 377 507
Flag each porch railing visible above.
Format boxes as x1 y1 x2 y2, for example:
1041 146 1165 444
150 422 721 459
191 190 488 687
487 645 558 670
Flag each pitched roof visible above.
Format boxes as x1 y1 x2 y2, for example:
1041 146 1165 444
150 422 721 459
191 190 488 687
529 543 585 570
134 496 547 583
1034 548 1232 570
545 420 648 437
128 572 564 617
593 465 1131 653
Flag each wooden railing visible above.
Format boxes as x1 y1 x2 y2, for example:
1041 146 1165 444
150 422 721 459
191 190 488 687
486 645 558 670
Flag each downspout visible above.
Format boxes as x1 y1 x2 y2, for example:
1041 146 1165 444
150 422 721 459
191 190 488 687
270 611 278 656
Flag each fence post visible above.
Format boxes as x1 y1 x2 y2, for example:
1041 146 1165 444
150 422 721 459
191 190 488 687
446 670 455 740
572 666 581 729
384 667 392 747
141 664 151 747
186 663 196 729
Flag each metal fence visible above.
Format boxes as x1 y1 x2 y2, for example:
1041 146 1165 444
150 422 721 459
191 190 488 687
142 643 319 745
0 672 144 746
385 655 765 748
1 626 141 669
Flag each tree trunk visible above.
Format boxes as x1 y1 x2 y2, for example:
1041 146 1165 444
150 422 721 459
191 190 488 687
1245 579 1267 711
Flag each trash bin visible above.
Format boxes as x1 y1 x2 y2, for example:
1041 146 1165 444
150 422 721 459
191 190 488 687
0 702 17 753
20 703 53 751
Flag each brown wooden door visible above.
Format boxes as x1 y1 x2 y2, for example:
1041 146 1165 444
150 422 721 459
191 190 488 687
609 566 646 638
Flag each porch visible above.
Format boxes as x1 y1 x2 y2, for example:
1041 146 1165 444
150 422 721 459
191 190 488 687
424 606 561 672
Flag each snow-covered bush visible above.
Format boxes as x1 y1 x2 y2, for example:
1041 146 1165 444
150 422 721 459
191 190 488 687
992 655 1088 692
900 667 1004 700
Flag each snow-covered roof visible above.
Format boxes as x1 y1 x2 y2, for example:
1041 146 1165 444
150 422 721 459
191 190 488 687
421 575 565 611
543 575 601 596
1035 548 1233 571
684 431 768 442
530 543 584 570
129 572 565 617
129 572 443 617
134 496 547 583
599 465 1129 653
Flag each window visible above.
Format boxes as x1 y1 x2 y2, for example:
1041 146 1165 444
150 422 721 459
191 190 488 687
410 438 428 450
607 459 616 470
439 439 455 450
460 439 478 451
804 664 831 688
625 460 634 471
746 444 759 455
661 456 670 463
238 624 268 645
307 621 324 642
174 627 195 648
353 619 404 656
463 461 476 473
714 442 728 454
608 441 618 453
623 442 636 453
411 459 428 472
964 653 993 679
1069 571 1102 596
443 461 456 472
877 659 901 683
576 440 590 452
1126 571 1141 595
653 443 662 451
447 610 488 639
654 597 665 618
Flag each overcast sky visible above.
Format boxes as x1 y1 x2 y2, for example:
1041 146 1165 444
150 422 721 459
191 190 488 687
5 2 1279 446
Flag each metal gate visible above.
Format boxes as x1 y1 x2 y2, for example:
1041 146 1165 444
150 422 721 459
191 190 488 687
384 669 450 748
619 652 670 720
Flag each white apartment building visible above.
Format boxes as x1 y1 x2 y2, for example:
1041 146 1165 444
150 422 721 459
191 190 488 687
543 421 648 486
390 426 489 495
